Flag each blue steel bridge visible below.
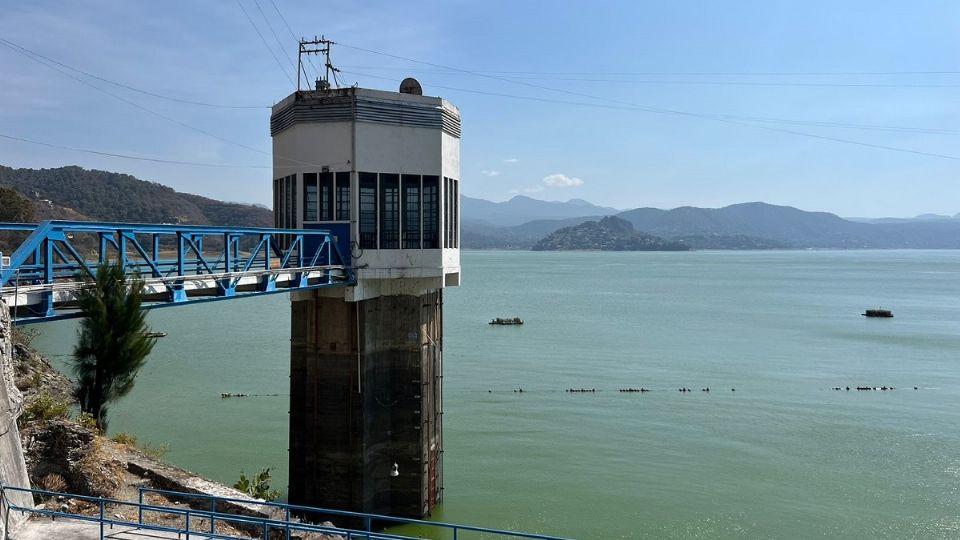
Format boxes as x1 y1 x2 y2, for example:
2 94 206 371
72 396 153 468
0 220 354 322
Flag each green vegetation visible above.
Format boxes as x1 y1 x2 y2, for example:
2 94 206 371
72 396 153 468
234 468 281 501
0 186 34 222
71 263 157 431
21 394 71 423
532 216 690 251
0 165 271 227
110 432 138 445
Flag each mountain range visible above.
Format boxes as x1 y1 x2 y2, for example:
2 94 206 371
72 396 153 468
3 165 960 251
0 165 272 227
463 196 960 249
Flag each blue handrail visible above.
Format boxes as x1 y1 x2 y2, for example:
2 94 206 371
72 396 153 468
2 485 428 540
1 484 575 540
138 486 574 540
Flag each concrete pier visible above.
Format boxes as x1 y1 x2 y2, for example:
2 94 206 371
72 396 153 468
289 289 443 517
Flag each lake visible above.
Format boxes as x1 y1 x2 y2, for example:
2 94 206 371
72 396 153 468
31 250 960 539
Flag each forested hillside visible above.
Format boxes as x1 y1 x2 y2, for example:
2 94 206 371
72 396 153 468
0 166 272 227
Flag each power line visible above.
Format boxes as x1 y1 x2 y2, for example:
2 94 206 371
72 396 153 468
0 37 268 109
2 37 329 168
3 39 274 157
334 46 960 161
253 0 296 72
339 68 960 162
336 65 960 77
340 69 958 136
0 132 269 168
236 0 295 87
269 0 321 82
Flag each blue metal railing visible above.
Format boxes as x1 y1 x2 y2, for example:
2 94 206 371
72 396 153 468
0 220 355 321
0 484 574 540
137 487 573 540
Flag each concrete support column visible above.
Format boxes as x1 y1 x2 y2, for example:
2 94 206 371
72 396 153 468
289 289 443 518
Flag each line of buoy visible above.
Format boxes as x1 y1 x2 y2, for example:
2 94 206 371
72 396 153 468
220 392 282 398
831 386 901 391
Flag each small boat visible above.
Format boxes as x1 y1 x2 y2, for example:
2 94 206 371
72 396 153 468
145 331 168 338
489 317 523 325
862 309 893 318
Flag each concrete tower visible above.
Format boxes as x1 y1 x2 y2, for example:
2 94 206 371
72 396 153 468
271 80 460 518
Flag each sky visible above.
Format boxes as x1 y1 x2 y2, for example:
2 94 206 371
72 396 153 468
0 1 957 217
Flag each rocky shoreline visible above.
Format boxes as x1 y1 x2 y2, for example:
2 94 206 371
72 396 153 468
1 302 339 539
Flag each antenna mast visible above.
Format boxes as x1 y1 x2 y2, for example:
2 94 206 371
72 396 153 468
298 36 340 92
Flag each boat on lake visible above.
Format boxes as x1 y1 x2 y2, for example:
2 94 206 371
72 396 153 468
489 317 523 325
145 331 168 338
862 309 893 318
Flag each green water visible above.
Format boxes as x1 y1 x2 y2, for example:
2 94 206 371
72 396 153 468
30 250 960 539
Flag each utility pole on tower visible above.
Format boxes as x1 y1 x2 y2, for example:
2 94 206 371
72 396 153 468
297 36 340 92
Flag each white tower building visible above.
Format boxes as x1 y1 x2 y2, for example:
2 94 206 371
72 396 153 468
272 77 460 518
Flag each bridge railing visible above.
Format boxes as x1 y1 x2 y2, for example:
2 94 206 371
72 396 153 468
0 484 574 540
137 486 574 540
0 220 355 320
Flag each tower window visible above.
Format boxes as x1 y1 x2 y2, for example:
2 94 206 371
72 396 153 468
336 172 351 221
359 172 377 249
422 175 439 249
319 172 334 221
402 174 421 249
379 173 400 249
303 173 318 222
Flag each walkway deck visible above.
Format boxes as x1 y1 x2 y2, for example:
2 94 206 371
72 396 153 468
11 519 236 539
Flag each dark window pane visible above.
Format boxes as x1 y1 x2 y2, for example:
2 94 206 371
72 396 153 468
286 175 296 229
379 173 400 249
336 172 351 221
359 172 377 249
319 172 333 221
303 173 318 222
453 179 459 248
402 175 421 249
423 175 439 249
273 178 281 228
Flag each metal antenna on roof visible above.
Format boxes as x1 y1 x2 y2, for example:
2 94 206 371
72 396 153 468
297 36 340 92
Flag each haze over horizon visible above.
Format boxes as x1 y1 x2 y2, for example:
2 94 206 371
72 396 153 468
1 1 957 218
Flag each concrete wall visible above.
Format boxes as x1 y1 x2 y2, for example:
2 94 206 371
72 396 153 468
0 300 33 536
288 289 443 519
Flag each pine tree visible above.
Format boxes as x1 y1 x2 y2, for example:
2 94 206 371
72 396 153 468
72 263 156 431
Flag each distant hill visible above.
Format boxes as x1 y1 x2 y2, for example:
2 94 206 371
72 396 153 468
532 216 689 251
462 195 619 227
462 197 960 250
0 165 272 227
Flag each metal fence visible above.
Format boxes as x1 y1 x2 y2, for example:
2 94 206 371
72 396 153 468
0 484 574 540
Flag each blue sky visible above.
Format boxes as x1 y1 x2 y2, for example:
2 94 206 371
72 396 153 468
0 1 957 217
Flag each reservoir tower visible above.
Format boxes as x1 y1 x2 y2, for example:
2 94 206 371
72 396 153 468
270 38 461 518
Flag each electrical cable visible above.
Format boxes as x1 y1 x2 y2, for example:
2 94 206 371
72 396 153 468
0 37 267 109
336 65 960 77
336 59 960 161
269 0 321 82
2 37 331 168
253 0 296 72
236 0 295 86
0 132 270 168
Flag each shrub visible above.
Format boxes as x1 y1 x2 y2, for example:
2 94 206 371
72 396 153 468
76 412 99 431
234 468 281 501
138 441 169 460
110 432 137 445
40 473 68 494
21 394 71 423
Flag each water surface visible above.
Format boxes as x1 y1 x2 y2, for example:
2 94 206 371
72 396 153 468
31 250 960 539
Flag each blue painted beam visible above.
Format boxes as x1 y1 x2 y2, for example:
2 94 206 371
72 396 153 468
0 220 355 322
